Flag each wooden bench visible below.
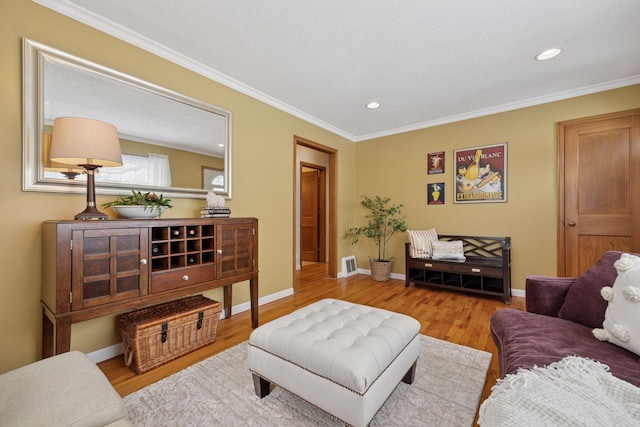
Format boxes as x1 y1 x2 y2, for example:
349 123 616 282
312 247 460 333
405 235 511 304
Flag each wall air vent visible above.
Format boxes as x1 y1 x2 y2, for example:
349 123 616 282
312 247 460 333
342 256 358 277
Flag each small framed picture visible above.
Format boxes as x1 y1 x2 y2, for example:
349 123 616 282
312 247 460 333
428 151 445 174
428 182 445 205
201 166 224 191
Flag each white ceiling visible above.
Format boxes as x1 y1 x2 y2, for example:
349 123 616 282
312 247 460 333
35 0 640 142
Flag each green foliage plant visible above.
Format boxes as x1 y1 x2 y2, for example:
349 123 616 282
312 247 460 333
344 195 407 262
102 190 173 211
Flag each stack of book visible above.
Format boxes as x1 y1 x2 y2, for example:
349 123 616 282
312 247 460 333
200 207 231 218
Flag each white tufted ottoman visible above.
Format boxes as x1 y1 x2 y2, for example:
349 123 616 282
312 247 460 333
247 298 421 427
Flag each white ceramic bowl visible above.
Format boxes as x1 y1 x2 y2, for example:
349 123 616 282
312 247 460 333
111 205 167 219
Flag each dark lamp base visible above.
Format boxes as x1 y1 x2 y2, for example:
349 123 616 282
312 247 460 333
75 206 108 221
75 164 108 220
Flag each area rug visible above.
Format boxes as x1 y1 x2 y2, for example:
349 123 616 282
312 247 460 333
124 335 492 426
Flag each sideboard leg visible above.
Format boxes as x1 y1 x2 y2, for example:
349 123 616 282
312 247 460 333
42 308 54 359
250 275 259 328
55 316 72 355
223 285 232 319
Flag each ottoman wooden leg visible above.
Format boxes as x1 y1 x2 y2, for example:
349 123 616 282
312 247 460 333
252 373 271 398
402 360 417 385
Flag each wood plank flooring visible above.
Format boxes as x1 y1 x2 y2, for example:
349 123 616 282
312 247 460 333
99 262 525 419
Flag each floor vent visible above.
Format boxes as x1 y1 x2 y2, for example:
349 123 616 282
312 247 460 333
342 256 358 277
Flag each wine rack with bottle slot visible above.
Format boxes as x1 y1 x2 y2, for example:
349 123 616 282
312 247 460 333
150 224 216 271
404 235 511 304
41 217 258 357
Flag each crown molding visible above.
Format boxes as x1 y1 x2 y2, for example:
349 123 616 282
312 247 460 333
353 74 640 142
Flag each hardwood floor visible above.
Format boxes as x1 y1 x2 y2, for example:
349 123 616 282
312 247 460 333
99 262 525 417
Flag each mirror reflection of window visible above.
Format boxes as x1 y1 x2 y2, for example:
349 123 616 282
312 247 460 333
96 153 172 186
44 152 172 187
211 174 224 189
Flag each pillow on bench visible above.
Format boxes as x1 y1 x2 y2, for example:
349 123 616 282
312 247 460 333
431 240 466 260
407 229 438 258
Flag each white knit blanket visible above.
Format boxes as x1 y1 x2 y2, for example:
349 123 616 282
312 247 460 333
478 356 640 426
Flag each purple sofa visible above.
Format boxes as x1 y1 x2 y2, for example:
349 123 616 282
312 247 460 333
490 251 640 388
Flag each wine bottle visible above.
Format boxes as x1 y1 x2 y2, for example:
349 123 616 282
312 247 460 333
152 244 159 254
464 149 483 181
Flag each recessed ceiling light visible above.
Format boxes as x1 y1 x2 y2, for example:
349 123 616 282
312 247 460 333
535 48 562 61
366 102 381 109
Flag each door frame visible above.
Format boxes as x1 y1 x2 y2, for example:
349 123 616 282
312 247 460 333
293 136 337 278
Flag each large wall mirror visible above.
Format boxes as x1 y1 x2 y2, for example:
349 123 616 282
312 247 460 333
23 38 232 199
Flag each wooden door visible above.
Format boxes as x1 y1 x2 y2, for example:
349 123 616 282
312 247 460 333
301 168 320 262
558 109 640 276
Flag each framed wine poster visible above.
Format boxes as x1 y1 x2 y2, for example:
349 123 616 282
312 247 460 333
454 143 507 204
428 151 445 174
428 183 444 205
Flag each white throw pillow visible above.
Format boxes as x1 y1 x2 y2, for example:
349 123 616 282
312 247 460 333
592 253 640 358
431 240 466 260
406 229 438 258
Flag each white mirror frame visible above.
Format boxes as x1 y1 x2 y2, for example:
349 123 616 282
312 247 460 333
22 38 232 199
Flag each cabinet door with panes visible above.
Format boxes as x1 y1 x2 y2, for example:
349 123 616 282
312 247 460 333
216 221 255 279
71 228 149 310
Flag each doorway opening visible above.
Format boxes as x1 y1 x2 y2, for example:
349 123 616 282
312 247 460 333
294 136 337 278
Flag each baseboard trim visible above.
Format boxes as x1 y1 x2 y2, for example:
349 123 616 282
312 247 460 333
87 287 294 364
512 288 525 298
338 267 404 279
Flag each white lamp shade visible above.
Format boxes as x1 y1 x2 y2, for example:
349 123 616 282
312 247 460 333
50 117 123 167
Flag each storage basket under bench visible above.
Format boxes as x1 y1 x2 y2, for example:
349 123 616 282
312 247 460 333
120 295 222 374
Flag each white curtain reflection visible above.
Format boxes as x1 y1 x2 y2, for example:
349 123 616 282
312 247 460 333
147 153 172 187
98 153 172 187
46 153 172 187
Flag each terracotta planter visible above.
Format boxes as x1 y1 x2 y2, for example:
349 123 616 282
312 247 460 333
370 258 392 281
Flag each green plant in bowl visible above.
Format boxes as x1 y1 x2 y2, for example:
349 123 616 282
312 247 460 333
103 190 172 218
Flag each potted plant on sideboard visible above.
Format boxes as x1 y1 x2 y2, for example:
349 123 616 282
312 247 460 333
344 195 407 281
103 190 173 219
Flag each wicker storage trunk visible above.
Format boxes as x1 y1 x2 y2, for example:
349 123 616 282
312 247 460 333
120 295 222 374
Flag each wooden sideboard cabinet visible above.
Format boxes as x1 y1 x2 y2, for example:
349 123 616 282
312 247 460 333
41 217 258 358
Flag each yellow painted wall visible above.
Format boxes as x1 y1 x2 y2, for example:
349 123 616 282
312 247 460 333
0 0 356 373
350 85 640 292
1 0 639 374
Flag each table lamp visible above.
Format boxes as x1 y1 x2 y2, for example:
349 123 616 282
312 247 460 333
50 117 123 220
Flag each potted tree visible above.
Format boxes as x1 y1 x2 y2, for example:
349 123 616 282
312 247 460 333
344 195 407 281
